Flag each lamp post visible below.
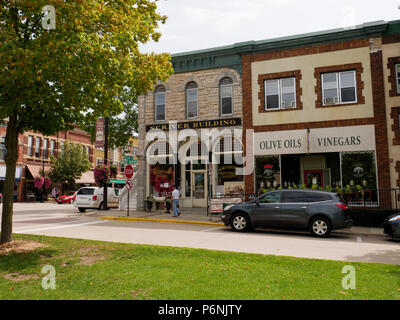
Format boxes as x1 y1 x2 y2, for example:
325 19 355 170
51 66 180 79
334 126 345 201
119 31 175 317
41 155 45 203
103 117 109 210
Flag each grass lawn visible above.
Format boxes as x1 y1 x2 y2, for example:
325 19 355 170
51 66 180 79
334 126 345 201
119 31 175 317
0 234 399 300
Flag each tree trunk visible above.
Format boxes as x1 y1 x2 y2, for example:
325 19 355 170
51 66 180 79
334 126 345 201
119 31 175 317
1 115 19 244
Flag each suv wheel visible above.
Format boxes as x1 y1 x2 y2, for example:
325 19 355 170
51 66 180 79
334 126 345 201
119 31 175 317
78 208 86 213
309 217 331 237
230 213 250 232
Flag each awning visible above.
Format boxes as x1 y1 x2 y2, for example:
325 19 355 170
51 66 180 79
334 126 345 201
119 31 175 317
26 164 51 179
76 170 95 185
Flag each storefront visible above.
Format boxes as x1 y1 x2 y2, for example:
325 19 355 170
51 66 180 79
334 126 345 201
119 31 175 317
253 125 378 204
145 119 244 208
0 165 22 201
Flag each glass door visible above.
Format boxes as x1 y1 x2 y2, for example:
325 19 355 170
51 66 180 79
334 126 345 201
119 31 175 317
192 172 207 207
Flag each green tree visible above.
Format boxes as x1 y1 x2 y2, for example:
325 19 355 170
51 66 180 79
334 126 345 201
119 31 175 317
0 0 173 243
48 141 91 191
82 87 139 149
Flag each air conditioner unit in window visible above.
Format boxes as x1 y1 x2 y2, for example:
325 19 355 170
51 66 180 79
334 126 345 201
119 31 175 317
282 101 296 109
323 97 339 105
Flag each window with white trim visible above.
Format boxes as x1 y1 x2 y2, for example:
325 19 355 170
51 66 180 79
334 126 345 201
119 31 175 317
43 138 49 159
35 137 41 158
264 77 296 110
220 78 233 115
27 136 33 156
186 82 198 119
321 70 357 105
155 86 166 121
396 63 400 94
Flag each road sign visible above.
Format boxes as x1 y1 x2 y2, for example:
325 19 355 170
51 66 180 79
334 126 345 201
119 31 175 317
121 159 138 165
124 164 134 180
95 118 105 148
125 179 134 191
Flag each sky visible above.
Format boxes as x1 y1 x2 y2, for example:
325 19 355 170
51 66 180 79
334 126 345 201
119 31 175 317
141 0 400 55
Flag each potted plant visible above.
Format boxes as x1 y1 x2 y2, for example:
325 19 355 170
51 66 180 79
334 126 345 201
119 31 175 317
165 196 172 214
146 196 155 211
94 165 110 187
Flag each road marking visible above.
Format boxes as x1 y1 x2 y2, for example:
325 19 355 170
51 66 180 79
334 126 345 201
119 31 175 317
15 220 107 234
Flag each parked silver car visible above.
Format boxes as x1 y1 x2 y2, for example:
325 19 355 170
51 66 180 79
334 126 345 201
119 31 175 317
221 190 353 237
74 187 119 213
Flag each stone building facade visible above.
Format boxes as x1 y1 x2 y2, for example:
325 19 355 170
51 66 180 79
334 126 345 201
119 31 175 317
137 19 400 210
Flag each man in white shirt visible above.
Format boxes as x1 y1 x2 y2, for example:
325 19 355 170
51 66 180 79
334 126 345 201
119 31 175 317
172 186 180 217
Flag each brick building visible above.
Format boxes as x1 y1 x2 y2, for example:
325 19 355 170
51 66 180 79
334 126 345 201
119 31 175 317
137 19 400 210
0 122 94 201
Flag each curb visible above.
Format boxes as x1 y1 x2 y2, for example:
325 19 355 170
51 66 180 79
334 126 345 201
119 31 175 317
101 216 225 227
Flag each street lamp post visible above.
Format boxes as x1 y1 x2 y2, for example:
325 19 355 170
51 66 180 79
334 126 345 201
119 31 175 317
41 156 45 203
103 117 109 210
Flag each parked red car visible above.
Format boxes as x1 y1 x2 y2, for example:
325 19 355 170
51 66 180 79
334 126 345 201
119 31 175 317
57 191 77 204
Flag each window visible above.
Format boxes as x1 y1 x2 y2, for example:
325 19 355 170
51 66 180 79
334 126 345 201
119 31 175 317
59 141 64 154
0 137 6 161
43 139 48 159
186 82 198 119
155 86 166 121
264 77 296 110
50 140 55 156
220 78 233 115
306 192 332 203
259 192 281 204
27 136 33 156
282 191 308 203
86 146 90 158
77 188 95 195
396 64 400 94
321 70 357 105
35 137 41 158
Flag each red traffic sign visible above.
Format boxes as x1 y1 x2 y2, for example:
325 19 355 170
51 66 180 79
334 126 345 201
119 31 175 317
124 164 134 180
125 179 134 191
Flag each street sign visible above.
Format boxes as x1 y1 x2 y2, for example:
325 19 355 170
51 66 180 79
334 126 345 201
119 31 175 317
125 179 134 191
121 159 138 165
95 118 105 148
124 164 134 180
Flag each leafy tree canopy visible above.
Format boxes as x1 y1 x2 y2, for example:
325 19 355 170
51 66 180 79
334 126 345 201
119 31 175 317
0 0 173 134
48 141 91 190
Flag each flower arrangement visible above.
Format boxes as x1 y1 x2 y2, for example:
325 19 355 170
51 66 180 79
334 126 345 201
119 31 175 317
34 176 44 190
94 165 110 187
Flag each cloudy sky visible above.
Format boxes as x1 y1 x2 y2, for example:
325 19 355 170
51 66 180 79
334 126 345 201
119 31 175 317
141 0 400 55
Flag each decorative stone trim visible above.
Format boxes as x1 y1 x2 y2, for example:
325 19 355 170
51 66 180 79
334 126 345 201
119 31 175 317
387 57 400 97
314 63 365 108
213 70 240 88
257 70 303 113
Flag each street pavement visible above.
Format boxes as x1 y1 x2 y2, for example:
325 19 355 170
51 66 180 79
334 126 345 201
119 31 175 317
1 202 399 265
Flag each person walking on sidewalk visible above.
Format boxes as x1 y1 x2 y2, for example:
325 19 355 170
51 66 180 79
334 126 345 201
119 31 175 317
172 186 181 217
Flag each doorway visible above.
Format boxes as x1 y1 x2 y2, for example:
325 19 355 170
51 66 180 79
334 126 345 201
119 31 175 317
192 171 207 207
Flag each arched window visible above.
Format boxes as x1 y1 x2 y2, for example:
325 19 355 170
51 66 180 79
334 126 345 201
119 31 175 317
186 82 198 119
155 85 166 121
219 77 233 116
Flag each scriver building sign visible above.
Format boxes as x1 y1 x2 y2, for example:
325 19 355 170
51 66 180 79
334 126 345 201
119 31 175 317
254 125 376 155
146 118 241 132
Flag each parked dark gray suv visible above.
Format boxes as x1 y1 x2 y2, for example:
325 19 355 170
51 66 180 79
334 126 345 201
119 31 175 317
221 190 353 237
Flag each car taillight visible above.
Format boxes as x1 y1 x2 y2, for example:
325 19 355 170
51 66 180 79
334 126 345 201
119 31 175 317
92 196 97 201
336 204 349 210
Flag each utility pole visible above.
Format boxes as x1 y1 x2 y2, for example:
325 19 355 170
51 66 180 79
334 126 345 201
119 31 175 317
103 117 109 210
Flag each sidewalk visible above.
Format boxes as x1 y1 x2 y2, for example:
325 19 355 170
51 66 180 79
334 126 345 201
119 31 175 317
88 207 385 237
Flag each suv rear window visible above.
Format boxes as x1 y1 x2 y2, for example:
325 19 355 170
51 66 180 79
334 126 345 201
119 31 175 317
335 193 348 204
77 188 95 195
